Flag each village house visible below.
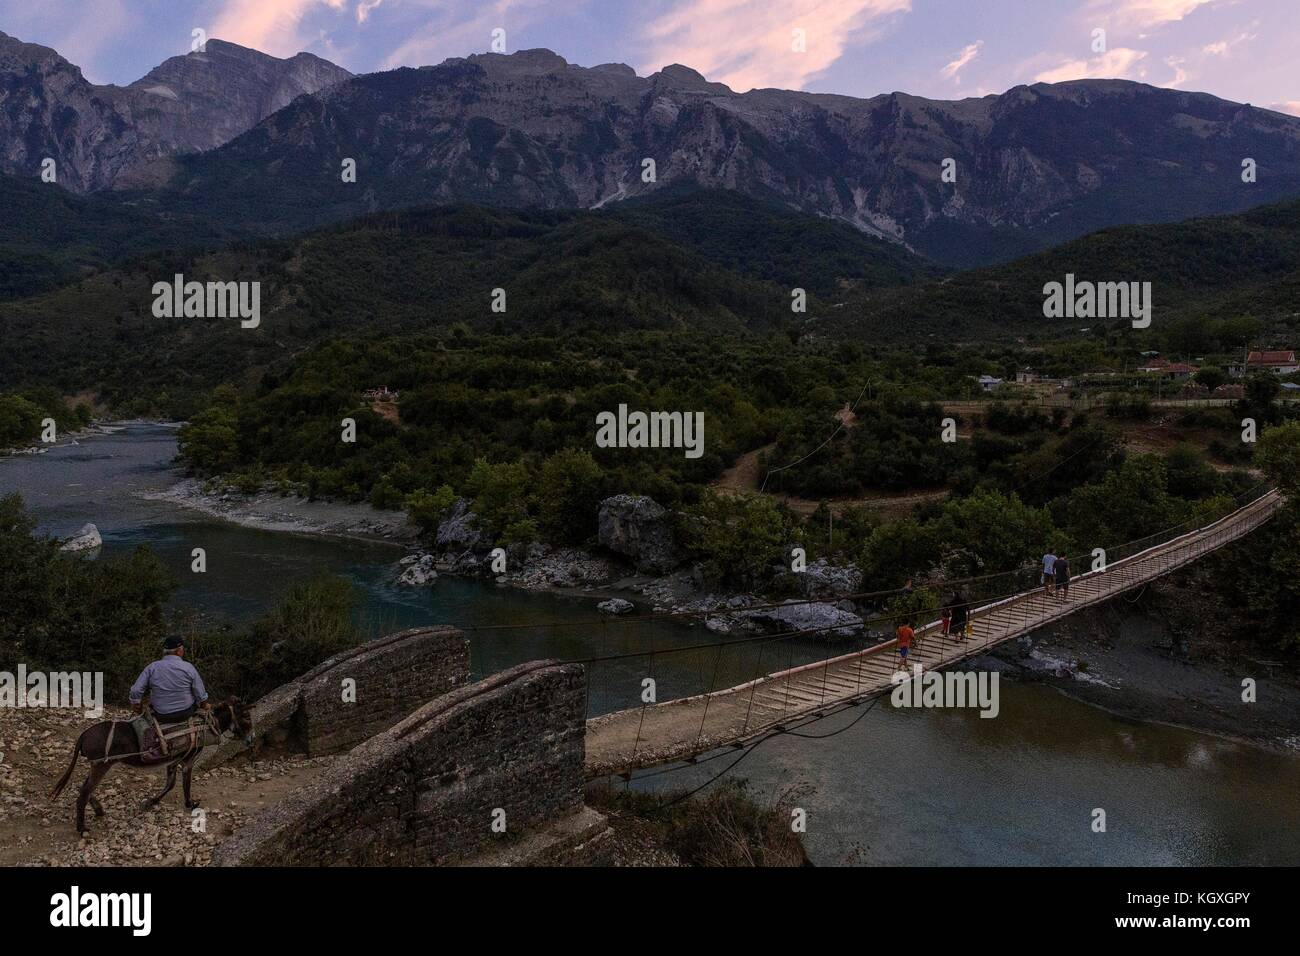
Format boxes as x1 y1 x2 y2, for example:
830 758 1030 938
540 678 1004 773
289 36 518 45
1138 358 1197 379
1228 350 1299 378
363 386 400 402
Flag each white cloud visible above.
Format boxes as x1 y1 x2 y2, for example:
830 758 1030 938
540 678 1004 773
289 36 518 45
1269 101 1300 117
639 0 912 93
357 0 383 24
941 40 983 83
1035 47 1148 83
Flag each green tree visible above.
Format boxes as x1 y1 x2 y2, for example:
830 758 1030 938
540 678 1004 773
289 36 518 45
0 393 45 447
934 489 1055 576
177 406 240 474
1256 421 1300 497
681 491 791 587
537 448 605 545
1065 456 1189 549
406 485 456 533
1193 366 1227 391
464 457 534 543
857 517 942 590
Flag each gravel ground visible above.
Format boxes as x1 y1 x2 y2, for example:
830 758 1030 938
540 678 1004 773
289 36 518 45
0 705 333 866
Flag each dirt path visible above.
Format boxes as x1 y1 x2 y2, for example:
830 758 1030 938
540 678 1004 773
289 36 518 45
712 444 946 517
714 443 774 491
0 707 332 866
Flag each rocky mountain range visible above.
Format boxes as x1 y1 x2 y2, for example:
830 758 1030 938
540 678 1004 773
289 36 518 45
3 33 1300 266
0 31 351 192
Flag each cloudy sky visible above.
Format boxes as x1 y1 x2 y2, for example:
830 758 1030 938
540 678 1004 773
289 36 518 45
5 0 1297 114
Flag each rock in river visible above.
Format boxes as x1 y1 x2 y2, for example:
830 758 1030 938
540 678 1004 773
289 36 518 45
435 498 485 552
742 600 863 640
59 523 102 553
397 554 438 587
597 495 680 574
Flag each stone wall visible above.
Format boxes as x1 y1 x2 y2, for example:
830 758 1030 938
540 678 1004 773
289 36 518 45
201 625 469 767
211 660 605 866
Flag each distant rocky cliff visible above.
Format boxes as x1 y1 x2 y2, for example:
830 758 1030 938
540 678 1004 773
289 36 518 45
155 49 1300 264
0 32 351 191
4 32 1300 265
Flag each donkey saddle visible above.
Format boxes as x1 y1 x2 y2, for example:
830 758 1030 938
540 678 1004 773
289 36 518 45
130 710 217 764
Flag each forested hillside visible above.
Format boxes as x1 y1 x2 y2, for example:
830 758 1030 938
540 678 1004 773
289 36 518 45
836 199 1300 340
0 192 933 405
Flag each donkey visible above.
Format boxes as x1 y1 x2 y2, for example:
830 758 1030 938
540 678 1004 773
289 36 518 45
50 696 254 834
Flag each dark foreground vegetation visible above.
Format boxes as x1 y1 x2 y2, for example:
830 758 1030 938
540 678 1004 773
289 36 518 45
0 493 362 701
588 778 809 866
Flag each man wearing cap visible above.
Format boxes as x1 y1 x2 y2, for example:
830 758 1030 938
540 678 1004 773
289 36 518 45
129 634 210 723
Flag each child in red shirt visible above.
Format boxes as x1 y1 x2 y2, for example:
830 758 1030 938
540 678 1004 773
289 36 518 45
896 622 914 663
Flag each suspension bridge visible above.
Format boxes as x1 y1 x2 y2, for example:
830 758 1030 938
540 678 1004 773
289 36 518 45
584 487 1284 778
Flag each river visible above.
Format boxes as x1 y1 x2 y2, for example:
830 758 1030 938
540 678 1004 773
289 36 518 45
4 423 1299 865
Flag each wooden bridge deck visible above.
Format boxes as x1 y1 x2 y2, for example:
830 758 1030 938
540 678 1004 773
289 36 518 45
584 489 1283 777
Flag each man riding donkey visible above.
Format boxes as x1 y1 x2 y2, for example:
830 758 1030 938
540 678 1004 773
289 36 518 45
50 634 254 834
131 633 210 751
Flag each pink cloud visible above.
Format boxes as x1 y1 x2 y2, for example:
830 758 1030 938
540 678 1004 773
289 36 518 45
211 0 347 56
941 40 983 83
380 0 555 69
640 0 912 92
1035 47 1148 83
1086 0 1217 30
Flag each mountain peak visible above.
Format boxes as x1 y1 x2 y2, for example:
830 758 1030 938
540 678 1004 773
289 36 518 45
469 47 569 74
653 63 731 94
0 28 351 191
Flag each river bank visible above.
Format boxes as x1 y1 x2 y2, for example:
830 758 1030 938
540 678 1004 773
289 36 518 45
146 476 750 608
992 575 1300 755
0 420 138 460
143 477 419 545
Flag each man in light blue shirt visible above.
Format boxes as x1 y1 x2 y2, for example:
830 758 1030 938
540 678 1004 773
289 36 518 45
129 634 210 721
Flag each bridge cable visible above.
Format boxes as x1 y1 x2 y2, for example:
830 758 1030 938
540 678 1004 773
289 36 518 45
630 695 884 811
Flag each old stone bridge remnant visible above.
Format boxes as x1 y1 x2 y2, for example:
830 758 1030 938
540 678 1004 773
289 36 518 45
201 624 470 767
212 660 609 866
